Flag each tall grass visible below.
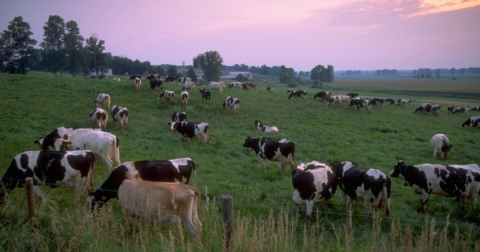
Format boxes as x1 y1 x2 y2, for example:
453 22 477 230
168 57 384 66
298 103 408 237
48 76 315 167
0 72 479 251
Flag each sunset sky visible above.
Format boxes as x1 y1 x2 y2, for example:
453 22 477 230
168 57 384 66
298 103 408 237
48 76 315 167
1 0 479 71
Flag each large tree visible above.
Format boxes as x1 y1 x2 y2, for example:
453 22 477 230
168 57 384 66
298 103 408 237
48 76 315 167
157 65 166 77
186 66 197 81
63 20 84 78
279 65 296 84
311 64 334 83
41 15 65 77
0 16 37 74
167 65 178 78
198 51 223 82
85 35 108 77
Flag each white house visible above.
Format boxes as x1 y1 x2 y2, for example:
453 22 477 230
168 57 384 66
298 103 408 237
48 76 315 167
221 71 253 80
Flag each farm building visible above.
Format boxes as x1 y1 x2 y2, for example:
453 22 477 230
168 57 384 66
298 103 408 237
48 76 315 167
221 71 253 80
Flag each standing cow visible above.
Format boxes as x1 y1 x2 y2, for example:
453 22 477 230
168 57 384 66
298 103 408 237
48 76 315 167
111 105 128 128
158 90 176 106
150 80 163 90
461 116 480 129
89 107 108 129
414 103 441 116
390 161 480 213
313 91 330 101
288 90 307 101
94 93 110 110
209 81 225 93
181 90 189 106
223 96 240 115
242 136 295 174
169 121 210 144
430 134 453 159
134 77 142 90
199 88 211 102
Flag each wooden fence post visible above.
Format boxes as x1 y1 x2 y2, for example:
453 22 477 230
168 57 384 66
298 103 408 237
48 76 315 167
221 194 233 250
25 177 35 216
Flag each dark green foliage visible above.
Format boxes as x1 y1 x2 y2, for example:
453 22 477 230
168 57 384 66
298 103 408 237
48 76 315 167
198 51 223 82
63 20 84 78
235 73 245 82
186 66 197 81
85 35 108 78
167 64 177 77
40 15 65 77
311 64 334 83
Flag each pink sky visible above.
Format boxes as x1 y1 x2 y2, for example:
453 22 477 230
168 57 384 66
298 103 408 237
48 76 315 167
1 0 479 71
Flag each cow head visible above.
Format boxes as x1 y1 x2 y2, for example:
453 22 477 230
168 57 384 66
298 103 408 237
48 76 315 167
34 137 49 151
441 141 453 158
329 160 343 175
223 102 227 110
390 161 406 179
243 136 253 148
168 122 177 132
87 189 109 215
53 138 72 151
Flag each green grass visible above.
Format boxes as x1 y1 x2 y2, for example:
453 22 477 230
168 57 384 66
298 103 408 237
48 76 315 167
0 72 479 251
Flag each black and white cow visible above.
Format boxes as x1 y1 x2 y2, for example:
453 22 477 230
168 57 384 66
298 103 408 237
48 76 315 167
313 91 330 100
471 106 480 112
146 74 156 80
223 96 240 115
89 107 108 129
169 121 210 144
430 134 452 159
199 88 211 102
183 81 195 92
288 90 307 101
347 93 359 98
52 129 120 171
158 90 176 105
164 76 178 83
460 116 480 129
349 99 371 113
110 105 128 127
34 127 80 151
129 75 141 80
390 161 480 213
87 158 196 213
370 98 384 111
330 161 391 219
94 93 110 110
242 136 295 174
453 107 471 116
414 103 441 116
0 150 95 205
254 120 279 133
181 90 189 106
292 161 338 218
327 95 342 106
172 111 187 123
390 98 408 107
447 105 454 114
241 83 250 90
247 83 256 90
149 79 163 90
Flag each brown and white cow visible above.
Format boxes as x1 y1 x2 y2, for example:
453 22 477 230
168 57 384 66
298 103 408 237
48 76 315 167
94 93 110 110
209 81 225 93
118 180 202 237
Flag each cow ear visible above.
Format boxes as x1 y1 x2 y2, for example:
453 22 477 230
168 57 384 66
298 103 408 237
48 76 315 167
398 160 404 165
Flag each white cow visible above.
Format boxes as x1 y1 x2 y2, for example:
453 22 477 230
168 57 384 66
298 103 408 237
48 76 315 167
183 81 195 92
134 77 142 90
180 90 189 106
209 81 225 93
94 93 110 110
430 134 453 159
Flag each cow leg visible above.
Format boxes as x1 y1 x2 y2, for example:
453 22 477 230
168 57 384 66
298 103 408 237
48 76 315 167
102 155 113 172
418 192 430 213
432 149 437 157
364 197 374 220
33 186 47 206
460 196 467 209
260 158 267 172
340 190 348 208
305 201 314 219
280 162 286 175
471 191 478 210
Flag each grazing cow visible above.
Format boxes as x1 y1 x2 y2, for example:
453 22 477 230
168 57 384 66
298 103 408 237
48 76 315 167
453 107 471 116
111 105 128 128
181 90 189 106
183 81 195 92
313 91 330 100
129 75 141 80
330 161 391 220
34 127 80 151
241 83 250 90
118 180 202 237
347 93 359 98
134 77 142 91
288 90 307 101
229 82 242 89
89 107 108 129
327 95 342 106
338 95 350 105
460 116 480 129
178 77 192 84
223 96 240 115
53 129 120 171
291 161 338 218
87 158 196 212
322 93 334 102
94 93 110 110
172 111 187 123
247 83 256 90
209 81 225 93
255 120 279 133
199 88 211 102
370 98 384 111
147 74 157 80
164 76 178 83
471 106 480 112
149 80 163 90
0 150 95 205
169 121 210 144
242 136 295 174
430 134 453 159
390 98 408 107
447 105 454 114
349 99 371 113
267 86 271 92
158 90 176 105
390 161 480 213
414 103 441 116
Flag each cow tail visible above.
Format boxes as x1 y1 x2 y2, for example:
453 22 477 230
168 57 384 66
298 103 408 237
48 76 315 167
192 160 197 187
384 176 391 218
114 136 120 165
289 142 296 169
204 125 210 144
87 152 96 190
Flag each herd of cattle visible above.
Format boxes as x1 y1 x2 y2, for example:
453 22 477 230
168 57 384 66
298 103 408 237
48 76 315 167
1 75 479 237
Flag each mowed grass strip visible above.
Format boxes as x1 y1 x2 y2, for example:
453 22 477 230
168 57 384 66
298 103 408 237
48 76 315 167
0 73 479 247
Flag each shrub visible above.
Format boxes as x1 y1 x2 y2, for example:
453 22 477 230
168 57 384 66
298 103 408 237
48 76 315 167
236 73 245 82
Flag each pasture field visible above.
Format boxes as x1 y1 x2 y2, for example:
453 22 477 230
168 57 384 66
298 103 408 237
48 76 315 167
0 72 479 251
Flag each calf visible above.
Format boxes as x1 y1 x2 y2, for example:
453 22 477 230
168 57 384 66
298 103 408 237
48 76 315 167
87 158 196 212
414 103 441 116
149 80 163 90
223 96 240 115
209 81 225 93
158 90 176 106
330 161 391 220
183 81 195 92
447 105 454 114
169 121 209 144
118 180 202 237
199 88 211 102
327 95 342 106
89 107 108 129
255 120 279 133
172 111 187 123
111 105 128 128
390 161 480 213
53 129 120 171
370 98 384 111
134 77 142 90
242 136 295 174
430 134 453 159
288 90 307 101
460 116 480 129
453 107 471 116
0 150 95 205
349 99 371 113
313 91 330 100
181 90 189 106
94 93 110 110
292 161 338 219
